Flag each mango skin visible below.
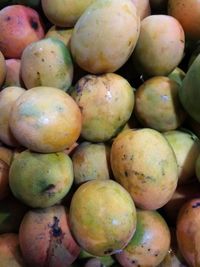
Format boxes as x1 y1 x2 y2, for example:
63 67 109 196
41 0 95 27
19 205 80 267
21 38 73 91
176 198 200 266
179 54 200 123
0 51 6 87
69 180 137 257
72 142 111 185
9 150 74 208
135 77 186 132
111 128 178 210
132 15 185 76
70 0 140 74
0 233 26 267
71 73 134 142
0 86 25 147
131 0 151 20
3 59 23 88
45 26 73 48
115 210 170 267
9 86 82 153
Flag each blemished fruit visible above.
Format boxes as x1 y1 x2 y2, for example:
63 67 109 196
21 37 73 91
176 198 200 266
9 86 82 153
135 76 186 132
9 150 74 208
70 0 140 74
0 5 44 58
115 210 170 267
71 73 134 142
19 205 81 267
69 179 137 256
179 54 200 123
111 128 178 210
132 15 185 76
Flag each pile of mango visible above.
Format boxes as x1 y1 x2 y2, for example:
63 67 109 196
0 0 200 266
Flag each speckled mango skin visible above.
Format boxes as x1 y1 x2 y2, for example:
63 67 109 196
0 86 25 147
72 142 111 185
168 0 200 40
3 59 23 88
41 0 95 27
111 128 178 210
19 205 80 267
45 26 73 48
21 38 73 91
135 77 186 132
69 179 137 257
164 130 200 185
70 0 140 74
9 150 74 208
71 73 134 142
9 86 82 153
116 210 170 267
0 52 6 87
0 233 26 267
176 198 200 267
132 15 185 76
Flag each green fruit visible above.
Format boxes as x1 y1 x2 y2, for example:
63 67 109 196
179 54 200 123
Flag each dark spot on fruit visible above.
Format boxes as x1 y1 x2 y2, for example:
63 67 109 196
30 18 38 30
125 170 128 177
192 202 200 208
43 184 55 191
51 216 62 237
5 16 11 21
154 253 158 257
148 248 151 251
41 58 45 62
132 260 136 264
104 248 113 254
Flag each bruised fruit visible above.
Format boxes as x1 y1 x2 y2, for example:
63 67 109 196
0 86 25 147
70 0 140 74
0 5 44 58
9 86 82 153
72 142 111 185
19 205 80 267
115 210 170 267
41 0 95 27
9 150 74 208
0 233 26 267
3 59 23 88
176 198 200 266
71 73 134 142
0 51 6 87
21 38 73 91
132 15 185 76
69 179 136 256
135 77 186 132
111 128 178 210
45 26 73 48
164 130 200 185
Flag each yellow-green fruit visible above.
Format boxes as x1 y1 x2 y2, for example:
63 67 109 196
71 73 134 142
72 142 111 185
115 210 170 267
132 0 151 20
9 150 74 208
132 15 185 76
111 128 178 210
164 130 200 185
0 51 6 87
21 38 73 91
70 0 140 74
69 179 137 256
0 233 26 267
41 0 95 27
135 76 186 132
0 86 25 147
9 86 82 153
168 67 186 86
45 26 73 48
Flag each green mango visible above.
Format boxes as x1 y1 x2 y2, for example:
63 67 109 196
179 54 200 123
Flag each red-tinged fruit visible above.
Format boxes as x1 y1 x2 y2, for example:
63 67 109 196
3 59 23 88
0 5 44 59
